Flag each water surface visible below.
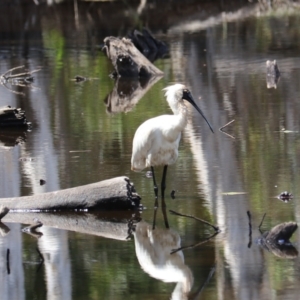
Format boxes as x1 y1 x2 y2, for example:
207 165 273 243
1 2 300 300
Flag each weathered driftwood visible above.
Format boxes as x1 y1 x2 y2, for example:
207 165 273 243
3 211 137 241
0 106 31 127
0 176 141 211
258 222 298 258
102 36 164 78
266 60 280 89
104 75 162 114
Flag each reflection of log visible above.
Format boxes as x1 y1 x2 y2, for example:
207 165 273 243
0 176 141 211
102 36 164 78
0 106 30 127
258 222 298 258
104 75 163 114
0 222 10 236
3 211 138 241
0 127 27 147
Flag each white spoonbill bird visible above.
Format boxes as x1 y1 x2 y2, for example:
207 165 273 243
131 83 213 202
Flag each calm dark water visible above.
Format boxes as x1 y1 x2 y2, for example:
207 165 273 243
1 2 300 300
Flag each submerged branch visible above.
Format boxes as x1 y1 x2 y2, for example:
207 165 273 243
259 213 266 232
220 119 235 131
1 66 42 80
219 119 235 139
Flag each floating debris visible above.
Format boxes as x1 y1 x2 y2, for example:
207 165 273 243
145 171 153 178
222 191 247 195
277 191 293 202
71 75 99 83
40 179 46 186
69 150 91 153
74 75 86 82
19 157 35 162
170 190 176 199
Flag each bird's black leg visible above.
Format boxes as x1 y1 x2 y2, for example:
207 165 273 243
161 165 168 199
151 166 159 230
161 165 169 229
151 166 159 200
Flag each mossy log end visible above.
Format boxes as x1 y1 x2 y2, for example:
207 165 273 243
102 36 164 78
0 176 141 211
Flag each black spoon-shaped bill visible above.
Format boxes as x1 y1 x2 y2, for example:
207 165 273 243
182 89 214 133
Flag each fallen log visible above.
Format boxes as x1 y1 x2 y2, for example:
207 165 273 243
3 211 137 241
102 36 164 78
0 176 141 211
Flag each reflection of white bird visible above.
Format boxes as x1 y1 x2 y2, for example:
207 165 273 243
134 221 193 300
131 83 213 200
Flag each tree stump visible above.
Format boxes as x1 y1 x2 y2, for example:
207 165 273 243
102 36 164 78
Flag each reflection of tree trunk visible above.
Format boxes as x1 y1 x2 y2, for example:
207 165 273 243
104 75 162 114
0 224 25 300
0 176 141 210
3 211 135 241
38 228 71 300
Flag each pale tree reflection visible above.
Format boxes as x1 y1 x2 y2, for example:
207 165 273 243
38 229 71 300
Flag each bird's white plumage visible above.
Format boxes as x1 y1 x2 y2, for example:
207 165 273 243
134 221 193 300
131 84 189 172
